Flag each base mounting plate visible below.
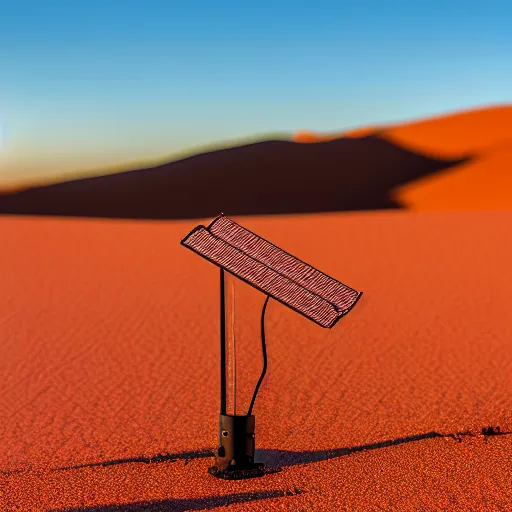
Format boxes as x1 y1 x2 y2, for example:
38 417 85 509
208 463 265 480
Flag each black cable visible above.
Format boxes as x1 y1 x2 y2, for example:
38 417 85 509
247 295 270 416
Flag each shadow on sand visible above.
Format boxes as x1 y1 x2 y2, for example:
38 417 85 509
0 136 468 220
51 449 215 473
51 428 510 511
61 489 304 511
51 430 444 476
54 429 483 475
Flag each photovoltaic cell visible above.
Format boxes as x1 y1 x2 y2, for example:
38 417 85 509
181 214 361 328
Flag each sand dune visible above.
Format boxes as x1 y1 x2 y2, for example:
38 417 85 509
295 126 379 142
383 105 512 159
295 105 512 157
295 105 512 211
1 211 511 510
1 105 511 219
394 143 512 210
0 137 464 220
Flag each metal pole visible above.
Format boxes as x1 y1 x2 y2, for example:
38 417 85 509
210 269 266 479
220 268 226 415
232 279 236 415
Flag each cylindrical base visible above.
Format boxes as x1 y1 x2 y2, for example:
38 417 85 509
208 414 265 480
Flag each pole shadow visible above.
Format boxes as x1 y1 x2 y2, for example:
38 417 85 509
51 449 215 473
255 431 444 468
42 428 509 511
255 427 510 468
50 428 500 475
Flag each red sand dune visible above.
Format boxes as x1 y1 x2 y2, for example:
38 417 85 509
2 105 510 219
295 126 378 142
295 105 512 157
0 137 465 219
295 105 512 211
393 144 512 210
1 211 511 510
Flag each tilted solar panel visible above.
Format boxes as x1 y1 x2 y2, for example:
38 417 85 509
181 214 362 328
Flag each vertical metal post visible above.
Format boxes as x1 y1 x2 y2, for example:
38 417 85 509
232 279 237 416
209 267 265 479
220 267 227 415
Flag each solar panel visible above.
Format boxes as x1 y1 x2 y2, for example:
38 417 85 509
181 214 362 328
181 213 363 479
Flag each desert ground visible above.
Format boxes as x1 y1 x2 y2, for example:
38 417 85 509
1 106 511 511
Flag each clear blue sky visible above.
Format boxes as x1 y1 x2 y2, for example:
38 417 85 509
1 0 510 180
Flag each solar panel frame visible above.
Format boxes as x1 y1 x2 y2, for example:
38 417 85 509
181 214 362 328
207 214 360 314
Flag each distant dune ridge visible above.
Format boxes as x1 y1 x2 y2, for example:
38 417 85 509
0 104 510 219
295 105 512 211
0 137 465 219
295 105 512 157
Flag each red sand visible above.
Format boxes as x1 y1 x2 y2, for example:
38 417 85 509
1 211 511 510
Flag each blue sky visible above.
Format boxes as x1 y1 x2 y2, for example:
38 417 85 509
1 0 511 180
